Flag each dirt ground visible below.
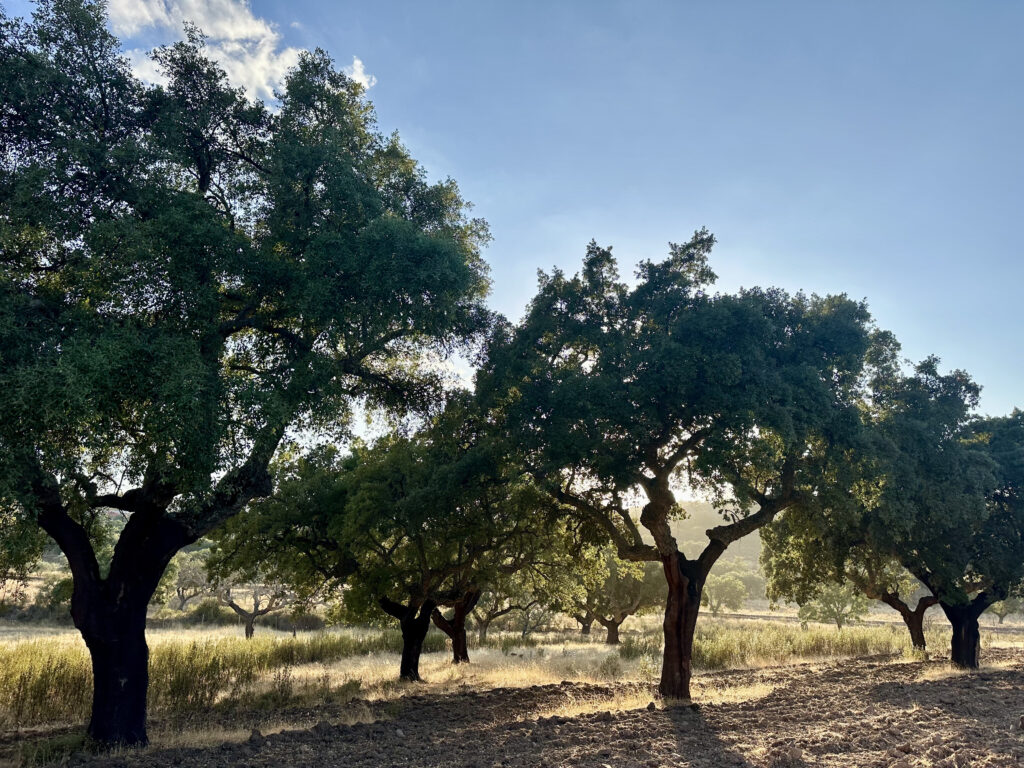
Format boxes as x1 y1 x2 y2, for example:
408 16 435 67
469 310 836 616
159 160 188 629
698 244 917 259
22 649 1024 768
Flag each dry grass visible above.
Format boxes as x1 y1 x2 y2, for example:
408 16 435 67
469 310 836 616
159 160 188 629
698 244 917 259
693 676 777 705
915 656 1021 682
5 616 1024 737
530 685 656 720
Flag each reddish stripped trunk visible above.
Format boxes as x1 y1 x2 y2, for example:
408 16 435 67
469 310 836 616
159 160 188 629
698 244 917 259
659 552 709 699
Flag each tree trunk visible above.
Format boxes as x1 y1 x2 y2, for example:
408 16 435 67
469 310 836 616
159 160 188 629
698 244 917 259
82 616 149 746
68 539 178 747
903 609 927 650
580 618 593 635
944 604 982 668
998 614 1005 625
477 617 491 643
659 552 707 699
400 601 436 680
604 621 620 645
244 616 255 639
432 590 479 664
381 598 437 681
880 593 935 651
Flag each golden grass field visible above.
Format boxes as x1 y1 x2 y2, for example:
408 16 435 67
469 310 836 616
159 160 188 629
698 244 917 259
5 615 1024 766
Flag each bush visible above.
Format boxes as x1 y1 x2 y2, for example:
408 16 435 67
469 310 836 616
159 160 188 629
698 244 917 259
618 635 660 660
262 610 327 633
182 598 239 626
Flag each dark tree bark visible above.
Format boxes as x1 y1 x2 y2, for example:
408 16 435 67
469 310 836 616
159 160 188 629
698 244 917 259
596 596 642 646
432 589 481 664
880 593 937 650
576 615 594 636
31 473 190 747
26 448 277 748
942 602 985 668
381 597 437 680
219 588 287 641
82 607 150 746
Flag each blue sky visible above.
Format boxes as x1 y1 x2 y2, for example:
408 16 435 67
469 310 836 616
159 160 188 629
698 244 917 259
9 1 1022 414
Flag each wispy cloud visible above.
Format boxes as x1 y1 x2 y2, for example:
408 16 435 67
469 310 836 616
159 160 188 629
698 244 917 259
105 0 356 101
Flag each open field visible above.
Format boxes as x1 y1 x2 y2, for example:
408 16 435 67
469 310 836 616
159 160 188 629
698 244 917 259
5 617 1024 766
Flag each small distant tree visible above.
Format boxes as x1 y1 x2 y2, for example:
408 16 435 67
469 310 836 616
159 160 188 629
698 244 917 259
172 550 210 611
471 583 539 643
216 582 293 639
797 582 870 630
470 527 583 642
569 548 665 644
701 572 748 616
0 505 46 608
988 597 1021 625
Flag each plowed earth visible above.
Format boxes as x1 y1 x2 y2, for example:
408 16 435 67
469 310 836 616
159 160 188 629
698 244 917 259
27 650 1024 767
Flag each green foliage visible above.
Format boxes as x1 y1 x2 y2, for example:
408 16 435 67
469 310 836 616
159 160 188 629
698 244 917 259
478 232 877 589
212 395 558 623
701 572 748 615
762 355 1024 659
796 582 870 630
567 547 666 630
31 575 74 619
0 0 490 647
0 504 46 607
762 515 925 616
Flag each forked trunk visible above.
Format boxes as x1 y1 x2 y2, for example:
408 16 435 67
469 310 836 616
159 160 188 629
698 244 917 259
432 590 480 664
881 593 936 651
580 618 593 636
596 614 624 645
659 552 707 699
380 597 437 681
69 541 176 747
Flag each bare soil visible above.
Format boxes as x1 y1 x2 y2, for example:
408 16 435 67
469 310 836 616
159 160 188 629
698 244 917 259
26 650 1024 767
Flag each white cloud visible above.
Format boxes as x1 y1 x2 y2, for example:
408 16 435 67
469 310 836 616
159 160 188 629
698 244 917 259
106 0 306 101
343 56 377 90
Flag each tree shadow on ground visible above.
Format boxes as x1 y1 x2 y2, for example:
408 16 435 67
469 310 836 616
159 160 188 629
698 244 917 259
58 683 772 768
